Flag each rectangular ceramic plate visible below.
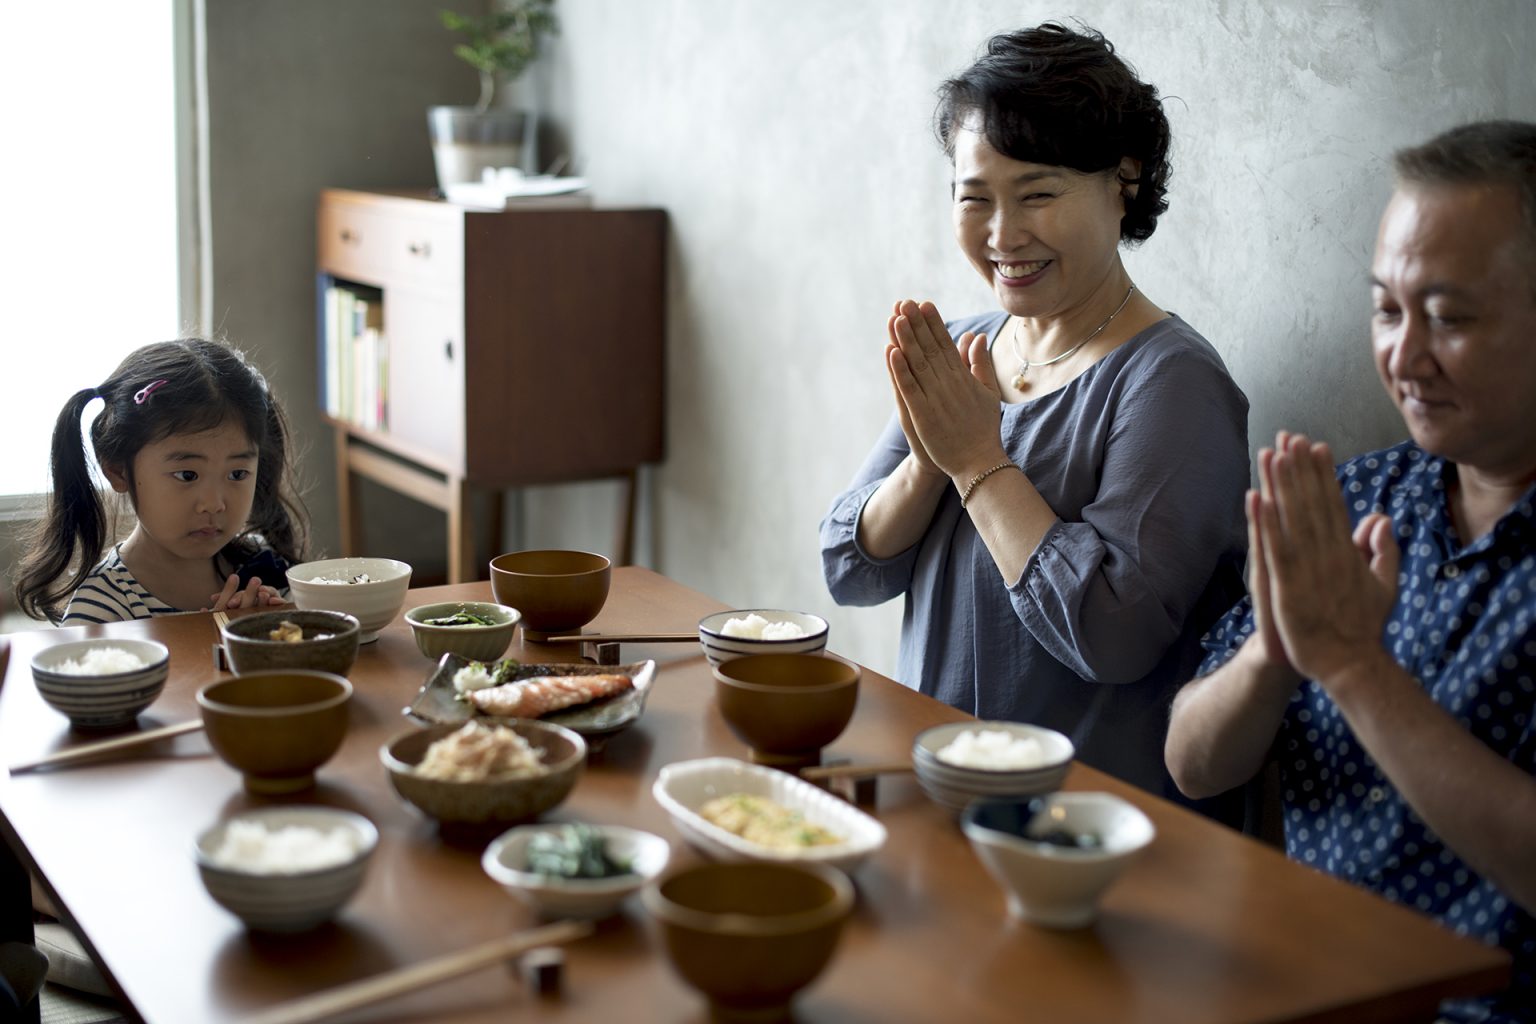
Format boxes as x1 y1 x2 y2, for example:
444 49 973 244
652 757 887 871
405 653 656 739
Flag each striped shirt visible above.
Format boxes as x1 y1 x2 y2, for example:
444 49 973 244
61 546 179 625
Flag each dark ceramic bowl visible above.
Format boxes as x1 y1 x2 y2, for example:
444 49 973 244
197 671 353 794
220 609 361 676
643 861 854 1019
488 549 611 639
380 719 586 828
712 653 860 768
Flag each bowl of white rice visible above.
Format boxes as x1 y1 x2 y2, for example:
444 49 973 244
697 609 829 666
194 806 378 932
911 721 1075 813
30 638 170 730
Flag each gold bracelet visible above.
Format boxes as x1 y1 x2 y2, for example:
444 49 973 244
958 460 1016 507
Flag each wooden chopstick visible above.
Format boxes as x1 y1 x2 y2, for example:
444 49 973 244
535 632 697 644
213 610 231 631
236 920 593 1024
799 760 914 782
9 720 206 775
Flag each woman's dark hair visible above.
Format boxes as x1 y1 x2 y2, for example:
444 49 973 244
14 339 309 622
935 22 1172 244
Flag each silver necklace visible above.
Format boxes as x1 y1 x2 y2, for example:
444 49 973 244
1009 285 1136 391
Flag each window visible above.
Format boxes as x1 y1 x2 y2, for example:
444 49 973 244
0 2 189 504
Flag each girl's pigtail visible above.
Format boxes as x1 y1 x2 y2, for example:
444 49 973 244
14 388 113 622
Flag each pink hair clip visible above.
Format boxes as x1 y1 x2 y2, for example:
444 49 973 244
134 380 169 405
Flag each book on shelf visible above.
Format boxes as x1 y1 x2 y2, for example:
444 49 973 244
319 280 386 430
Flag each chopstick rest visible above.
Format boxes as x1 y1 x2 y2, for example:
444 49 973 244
235 920 592 1024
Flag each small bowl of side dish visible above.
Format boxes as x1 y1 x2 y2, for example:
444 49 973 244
197 671 353 794
653 757 886 872
712 653 859 768
961 792 1155 928
220 609 361 676
195 805 378 933
488 549 610 641
643 860 854 1021
482 822 670 920
697 609 829 666
31 638 171 730
404 601 521 662
286 557 413 643
911 721 1075 813
380 719 586 829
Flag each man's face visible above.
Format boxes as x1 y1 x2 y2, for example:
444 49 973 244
1371 183 1536 476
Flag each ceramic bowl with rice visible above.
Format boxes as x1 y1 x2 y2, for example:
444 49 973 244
911 721 1075 812
696 609 829 666
30 638 171 730
195 805 378 932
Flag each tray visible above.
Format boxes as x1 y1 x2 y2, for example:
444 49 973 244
405 653 657 741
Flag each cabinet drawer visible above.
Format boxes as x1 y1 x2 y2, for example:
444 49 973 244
319 198 464 289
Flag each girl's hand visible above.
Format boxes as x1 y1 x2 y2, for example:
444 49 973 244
209 573 285 612
887 299 1006 480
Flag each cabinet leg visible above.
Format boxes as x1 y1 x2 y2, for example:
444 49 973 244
615 469 637 567
335 426 362 556
447 476 475 584
487 490 505 562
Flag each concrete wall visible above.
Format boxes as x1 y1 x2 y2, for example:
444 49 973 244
523 0 1536 677
6 2 1532 671
200 0 486 582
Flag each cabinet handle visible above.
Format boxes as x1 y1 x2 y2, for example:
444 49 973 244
339 228 359 245
408 241 432 258
444 340 454 361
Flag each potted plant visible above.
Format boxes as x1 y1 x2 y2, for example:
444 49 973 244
429 1 560 191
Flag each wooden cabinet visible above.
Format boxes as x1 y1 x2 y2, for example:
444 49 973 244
316 188 666 582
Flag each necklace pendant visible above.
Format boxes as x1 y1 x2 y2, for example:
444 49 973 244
1011 373 1028 391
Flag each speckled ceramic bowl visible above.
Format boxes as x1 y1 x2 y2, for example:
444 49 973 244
380 719 586 828
220 609 361 676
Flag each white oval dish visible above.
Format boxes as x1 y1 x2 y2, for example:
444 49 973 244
652 757 886 871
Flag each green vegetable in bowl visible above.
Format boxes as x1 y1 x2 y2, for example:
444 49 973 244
424 610 501 627
525 824 634 879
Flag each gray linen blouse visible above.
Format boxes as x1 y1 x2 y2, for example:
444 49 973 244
820 312 1249 800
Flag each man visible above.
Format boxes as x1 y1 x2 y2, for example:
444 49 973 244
1165 120 1536 1024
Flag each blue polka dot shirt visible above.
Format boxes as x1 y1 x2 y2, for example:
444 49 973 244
1200 441 1536 1023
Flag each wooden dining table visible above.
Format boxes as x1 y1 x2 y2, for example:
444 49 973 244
0 568 1511 1023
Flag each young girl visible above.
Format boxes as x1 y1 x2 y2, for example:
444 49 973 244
15 339 309 625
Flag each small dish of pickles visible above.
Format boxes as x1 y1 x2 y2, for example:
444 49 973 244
482 822 670 920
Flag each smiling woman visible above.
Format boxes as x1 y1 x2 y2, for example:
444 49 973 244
0 2 191 501
820 22 1251 818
